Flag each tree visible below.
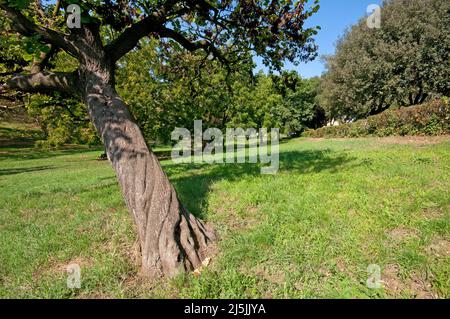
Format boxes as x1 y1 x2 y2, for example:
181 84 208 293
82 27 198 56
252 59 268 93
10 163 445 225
0 0 319 278
319 0 450 120
271 72 325 134
227 71 281 129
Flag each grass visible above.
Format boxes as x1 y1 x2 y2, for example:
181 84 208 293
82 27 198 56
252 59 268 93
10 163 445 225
0 133 449 298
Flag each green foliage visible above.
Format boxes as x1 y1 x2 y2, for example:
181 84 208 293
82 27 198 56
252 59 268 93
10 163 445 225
3 0 321 71
116 39 247 144
0 11 95 149
21 51 98 148
116 40 324 143
319 0 450 120
27 93 100 148
271 73 326 135
0 15 27 72
227 73 281 130
6 0 32 10
2 33 324 147
305 99 449 138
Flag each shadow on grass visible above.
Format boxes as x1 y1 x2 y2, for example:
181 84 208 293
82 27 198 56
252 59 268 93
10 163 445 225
0 146 357 222
0 126 44 138
166 149 359 219
0 165 55 177
17 180 119 199
0 126 45 148
0 146 103 161
0 137 38 148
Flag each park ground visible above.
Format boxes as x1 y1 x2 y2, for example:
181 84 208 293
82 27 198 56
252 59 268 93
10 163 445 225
0 122 449 298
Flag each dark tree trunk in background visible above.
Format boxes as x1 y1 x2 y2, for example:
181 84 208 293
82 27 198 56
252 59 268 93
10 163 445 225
79 58 215 278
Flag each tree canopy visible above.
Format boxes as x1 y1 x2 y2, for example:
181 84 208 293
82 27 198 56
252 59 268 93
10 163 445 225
0 0 320 94
1 0 325 145
1 0 323 145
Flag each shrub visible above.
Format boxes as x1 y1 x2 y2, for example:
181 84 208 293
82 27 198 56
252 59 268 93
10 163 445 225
304 99 449 138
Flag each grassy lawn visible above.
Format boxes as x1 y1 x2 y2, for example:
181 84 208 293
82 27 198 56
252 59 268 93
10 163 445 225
0 135 448 298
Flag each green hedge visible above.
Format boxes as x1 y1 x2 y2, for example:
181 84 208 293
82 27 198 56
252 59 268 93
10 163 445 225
304 98 450 138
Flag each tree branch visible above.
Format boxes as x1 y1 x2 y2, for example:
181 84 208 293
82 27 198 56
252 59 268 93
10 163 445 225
103 0 190 63
1 72 78 95
0 2 77 56
105 15 162 62
103 1 230 63
158 27 232 72
159 27 208 51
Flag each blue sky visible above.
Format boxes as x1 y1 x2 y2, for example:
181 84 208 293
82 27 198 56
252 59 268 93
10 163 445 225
255 0 383 78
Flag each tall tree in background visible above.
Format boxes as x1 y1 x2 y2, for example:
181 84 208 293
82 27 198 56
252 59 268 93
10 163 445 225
271 72 325 134
320 0 450 120
0 0 319 278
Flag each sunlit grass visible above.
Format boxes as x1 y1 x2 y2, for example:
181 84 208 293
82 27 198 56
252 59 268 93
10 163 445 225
0 136 448 298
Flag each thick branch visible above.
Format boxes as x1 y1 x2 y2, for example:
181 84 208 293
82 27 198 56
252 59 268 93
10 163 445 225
104 1 229 63
1 72 78 95
103 0 188 63
105 15 162 62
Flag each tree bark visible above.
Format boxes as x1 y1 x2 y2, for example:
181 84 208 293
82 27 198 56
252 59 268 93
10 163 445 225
82 70 215 278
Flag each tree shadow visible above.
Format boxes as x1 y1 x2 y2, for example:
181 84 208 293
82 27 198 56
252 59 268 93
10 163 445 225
0 126 45 148
0 165 55 177
0 146 103 161
166 149 360 219
15 180 119 199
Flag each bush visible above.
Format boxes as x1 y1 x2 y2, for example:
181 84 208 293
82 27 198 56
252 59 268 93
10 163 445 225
304 99 449 138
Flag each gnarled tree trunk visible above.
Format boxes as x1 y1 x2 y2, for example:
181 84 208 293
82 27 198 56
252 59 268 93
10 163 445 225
80 64 215 278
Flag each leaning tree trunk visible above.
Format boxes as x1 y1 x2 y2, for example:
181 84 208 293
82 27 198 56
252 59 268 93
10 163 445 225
0 3 216 279
81 69 215 279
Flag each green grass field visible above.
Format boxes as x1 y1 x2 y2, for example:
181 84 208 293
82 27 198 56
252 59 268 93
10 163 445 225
0 133 449 298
